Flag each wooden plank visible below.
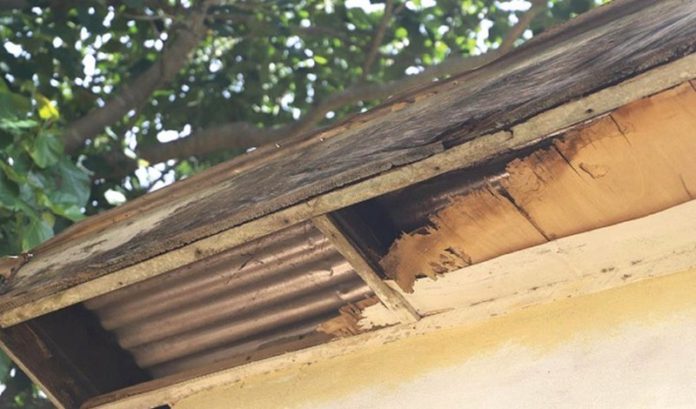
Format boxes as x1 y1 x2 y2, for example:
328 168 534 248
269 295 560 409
1 0 695 324
502 82 696 239
372 199 696 318
380 82 696 289
83 199 696 409
312 215 420 324
380 187 548 292
0 305 149 409
2 52 696 327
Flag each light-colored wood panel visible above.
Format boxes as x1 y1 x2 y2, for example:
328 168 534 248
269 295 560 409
504 83 696 239
380 188 547 292
610 82 696 198
368 199 696 318
381 82 696 288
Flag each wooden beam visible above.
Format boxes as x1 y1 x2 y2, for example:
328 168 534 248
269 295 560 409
381 81 696 291
312 214 420 324
2 54 696 328
83 199 696 409
367 198 696 321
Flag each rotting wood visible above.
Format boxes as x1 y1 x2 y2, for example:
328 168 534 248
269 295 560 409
317 297 380 337
312 215 420 323
380 188 547 292
81 200 696 409
1 54 696 327
381 82 696 291
2 0 696 326
503 83 696 237
368 199 696 321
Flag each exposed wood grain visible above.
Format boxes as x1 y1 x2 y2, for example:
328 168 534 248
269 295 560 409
312 215 419 323
381 82 696 288
373 199 696 318
380 187 547 292
3 1 696 325
83 200 696 409
316 297 381 337
503 83 696 238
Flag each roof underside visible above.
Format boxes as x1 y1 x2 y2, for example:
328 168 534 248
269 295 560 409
1 1 696 407
2 0 696 325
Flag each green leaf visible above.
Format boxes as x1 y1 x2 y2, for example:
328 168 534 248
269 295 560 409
52 158 91 208
0 118 38 136
0 89 31 120
41 211 55 227
313 55 328 65
50 204 85 222
28 131 63 168
0 351 11 383
395 27 408 39
0 174 19 210
21 216 53 251
0 159 27 184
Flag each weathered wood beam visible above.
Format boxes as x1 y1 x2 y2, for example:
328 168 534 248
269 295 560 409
366 199 696 322
312 214 420 324
1 53 696 328
381 81 696 292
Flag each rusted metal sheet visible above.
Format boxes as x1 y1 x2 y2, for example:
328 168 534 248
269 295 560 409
84 222 373 377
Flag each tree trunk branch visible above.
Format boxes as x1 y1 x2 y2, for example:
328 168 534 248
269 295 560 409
361 0 394 80
62 0 217 154
0 0 29 11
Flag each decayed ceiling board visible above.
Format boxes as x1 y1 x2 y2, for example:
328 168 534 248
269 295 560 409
365 199 696 323
1 0 696 327
380 83 696 292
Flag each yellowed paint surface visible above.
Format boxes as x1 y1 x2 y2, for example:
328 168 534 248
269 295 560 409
174 267 696 409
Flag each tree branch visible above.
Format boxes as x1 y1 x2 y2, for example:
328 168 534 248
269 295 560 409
361 0 394 80
209 11 352 41
0 0 29 11
110 2 546 178
499 0 546 52
62 0 218 154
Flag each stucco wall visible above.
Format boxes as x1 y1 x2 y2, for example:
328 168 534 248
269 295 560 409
174 268 696 409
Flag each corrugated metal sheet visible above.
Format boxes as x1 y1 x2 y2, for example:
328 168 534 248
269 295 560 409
84 222 373 378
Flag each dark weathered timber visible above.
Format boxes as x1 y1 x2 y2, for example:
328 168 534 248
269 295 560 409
2 0 696 314
0 305 150 408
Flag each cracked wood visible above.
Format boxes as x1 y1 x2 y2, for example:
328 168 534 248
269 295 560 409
381 83 696 291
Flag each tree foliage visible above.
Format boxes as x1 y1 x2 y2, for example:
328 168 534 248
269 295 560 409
0 0 604 406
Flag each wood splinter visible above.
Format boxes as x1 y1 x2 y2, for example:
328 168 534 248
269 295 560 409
312 214 420 324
